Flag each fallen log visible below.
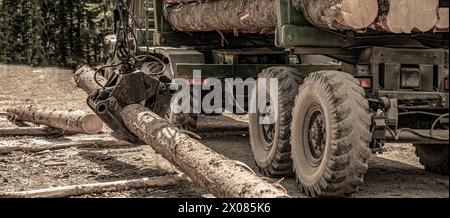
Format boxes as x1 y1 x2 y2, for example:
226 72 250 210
0 138 132 154
166 0 277 34
6 106 103 134
0 175 185 198
74 66 289 198
164 0 202 4
371 0 440 33
0 127 71 137
291 0 379 31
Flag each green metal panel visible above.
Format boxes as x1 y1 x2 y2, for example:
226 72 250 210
276 25 346 48
275 0 345 48
276 0 308 26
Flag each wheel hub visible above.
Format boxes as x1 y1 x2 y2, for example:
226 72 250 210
260 97 276 150
306 107 326 161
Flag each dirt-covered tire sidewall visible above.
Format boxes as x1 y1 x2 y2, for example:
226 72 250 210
291 88 331 187
290 71 372 197
249 67 303 177
249 77 280 168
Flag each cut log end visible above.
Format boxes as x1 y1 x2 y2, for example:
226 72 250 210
80 114 104 134
6 105 104 135
373 0 440 33
436 7 449 32
340 0 379 29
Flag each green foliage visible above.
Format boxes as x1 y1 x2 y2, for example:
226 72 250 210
0 0 112 66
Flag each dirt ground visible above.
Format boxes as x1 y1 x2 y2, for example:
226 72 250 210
0 64 448 198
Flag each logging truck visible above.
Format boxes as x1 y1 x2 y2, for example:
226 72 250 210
86 0 449 197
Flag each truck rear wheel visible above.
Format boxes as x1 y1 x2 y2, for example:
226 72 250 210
415 144 449 175
249 67 304 177
290 71 372 197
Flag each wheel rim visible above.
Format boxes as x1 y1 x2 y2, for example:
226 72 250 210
303 103 326 167
258 96 276 151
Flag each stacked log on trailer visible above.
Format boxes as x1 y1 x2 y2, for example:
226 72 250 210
436 7 449 32
291 0 379 31
163 0 449 34
165 0 278 34
371 0 446 33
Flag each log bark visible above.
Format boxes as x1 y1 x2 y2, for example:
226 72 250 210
121 104 288 197
291 0 379 31
74 65 108 95
6 106 103 134
165 0 444 34
0 175 185 198
74 66 290 198
435 7 449 32
164 0 203 4
0 127 70 137
371 0 440 33
166 0 277 34
0 138 133 154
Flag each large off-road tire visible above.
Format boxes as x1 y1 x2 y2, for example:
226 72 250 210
290 71 372 197
249 67 304 177
143 62 198 130
414 144 449 175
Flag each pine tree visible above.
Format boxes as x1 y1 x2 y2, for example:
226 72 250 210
0 0 113 66
55 0 68 65
30 0 46 66
0 0 6 61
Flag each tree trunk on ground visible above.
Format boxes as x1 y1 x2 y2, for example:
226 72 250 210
6 106 103 134
0 127 70 137
371 0 440 33
291 0 379 31
0 138 132 154
165 0 277 34
0 175 185 198
164 0 203 4
74 66 290 198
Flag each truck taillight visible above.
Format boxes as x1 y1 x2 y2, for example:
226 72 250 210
358 78 372 89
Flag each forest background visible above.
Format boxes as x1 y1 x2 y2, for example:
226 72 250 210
0 0 112 67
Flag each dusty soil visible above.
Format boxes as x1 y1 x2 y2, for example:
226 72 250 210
0 64 448 198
